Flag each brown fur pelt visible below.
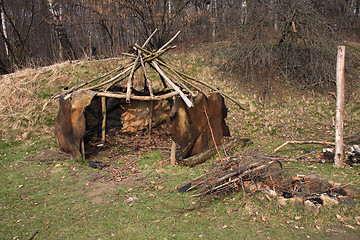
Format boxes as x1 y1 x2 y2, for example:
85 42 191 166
55 90 95 158
171 93 230 158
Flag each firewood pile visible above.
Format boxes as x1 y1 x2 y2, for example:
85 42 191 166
179 151 360 214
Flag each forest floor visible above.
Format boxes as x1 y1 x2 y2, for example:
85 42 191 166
1 43 360 239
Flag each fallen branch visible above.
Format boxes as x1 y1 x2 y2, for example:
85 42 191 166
203 105 223 162
273 140 335 153
29 230 39 240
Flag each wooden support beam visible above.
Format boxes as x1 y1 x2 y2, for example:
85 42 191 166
151 61 194 108
140 55 154 99
96 91 179 101
125 53 140 103
171 140 177 166
101 97 106 143
157 60 247 110
148 100 153 138
126 29 158 103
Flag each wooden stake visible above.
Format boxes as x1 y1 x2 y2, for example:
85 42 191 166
159 61 196 97
101 97 106 143
171 140 176 166
334 46 346 168
148 100 153 138
81 138 85 161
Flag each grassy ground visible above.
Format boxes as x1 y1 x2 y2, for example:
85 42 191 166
1 45 360 239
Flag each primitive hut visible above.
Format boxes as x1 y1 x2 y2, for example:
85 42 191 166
52 30 246 164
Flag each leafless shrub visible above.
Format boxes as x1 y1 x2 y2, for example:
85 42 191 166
218 0 360 93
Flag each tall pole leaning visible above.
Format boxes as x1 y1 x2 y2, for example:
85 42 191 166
334 46 345 168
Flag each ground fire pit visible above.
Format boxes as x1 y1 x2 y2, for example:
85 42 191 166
179 150 360 215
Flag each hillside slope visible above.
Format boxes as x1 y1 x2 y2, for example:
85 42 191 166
1 46 359 153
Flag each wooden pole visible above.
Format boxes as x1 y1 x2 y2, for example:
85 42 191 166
101 97 107 143
334 46 345 168
125 29 158 103
171 140 176 166
148 100 153 138
151 61 194 108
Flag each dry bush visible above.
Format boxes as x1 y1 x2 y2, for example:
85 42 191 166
217 0 360 93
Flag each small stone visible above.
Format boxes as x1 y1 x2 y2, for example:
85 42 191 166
289 197 304 207
124 197 138 205
278 197 288 206
342 187 360 199
254 191 267 201
243 181 258 192
264 189 278 198
304 200 321 216
344 224 356 230
338 196 356 206
320 194 338 206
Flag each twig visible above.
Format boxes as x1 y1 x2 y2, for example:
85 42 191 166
125 30 157 102
29 230 39 240
82 65 133 91
209 161 276 193
273 140 335 153
203 105 223 162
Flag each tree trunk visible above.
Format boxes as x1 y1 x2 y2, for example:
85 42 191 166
47 0 77 60
334 46 345 168
211 0 217 41
0 3 8 57
168 0 171 19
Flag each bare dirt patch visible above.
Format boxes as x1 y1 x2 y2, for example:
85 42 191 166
28 124 172 203
324 225 360 240
84 123 172 179
27 147 72 163
85 181 121 204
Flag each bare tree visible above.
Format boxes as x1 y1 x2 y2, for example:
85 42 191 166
47 0 77 60
120 0 191 49
218 0 360 93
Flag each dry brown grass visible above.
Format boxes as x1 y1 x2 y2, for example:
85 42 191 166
0 59 125 142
